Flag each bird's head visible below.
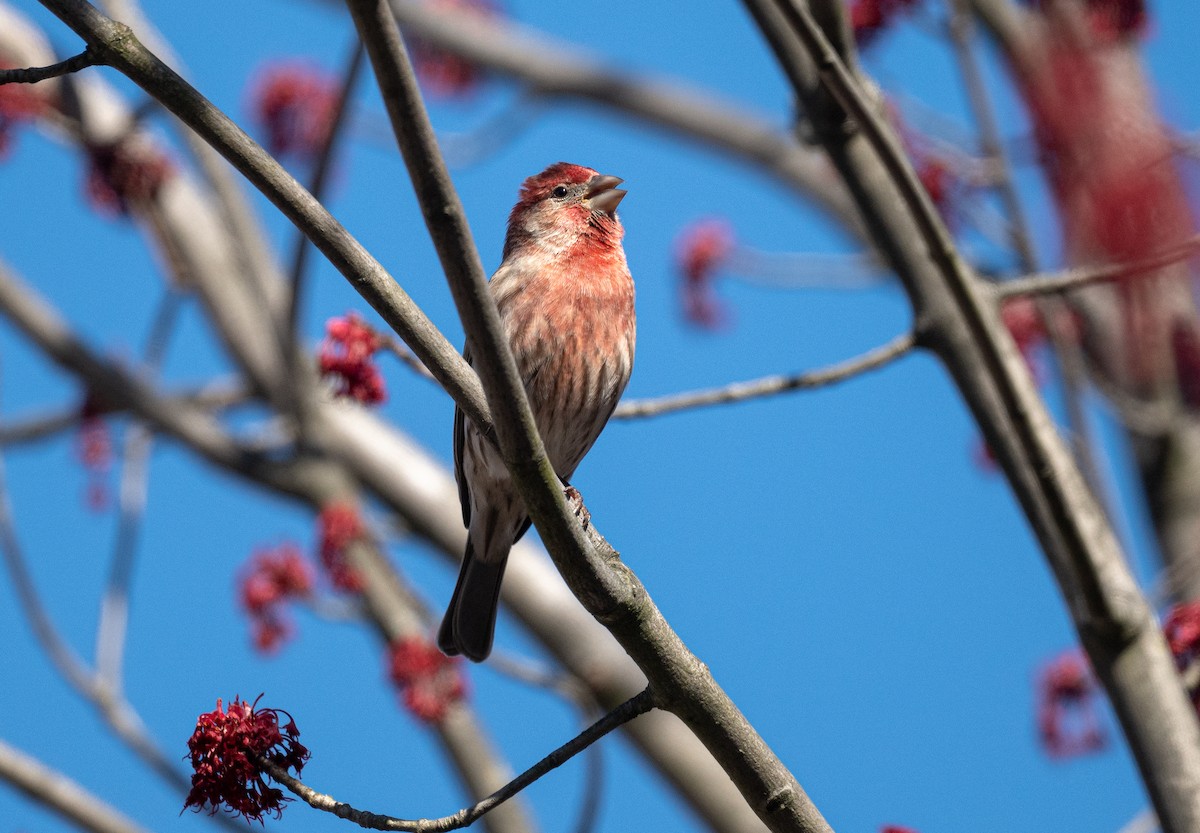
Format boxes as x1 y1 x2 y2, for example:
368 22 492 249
503 162 627 260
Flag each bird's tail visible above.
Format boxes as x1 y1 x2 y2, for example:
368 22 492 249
437 535 508 662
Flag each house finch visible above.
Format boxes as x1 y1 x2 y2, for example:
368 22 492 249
438 162 636 661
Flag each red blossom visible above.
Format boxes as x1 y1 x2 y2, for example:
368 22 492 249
1164 602 1200 669
881 826 921 833
317 503 365 593
1085 0 1147 42
387 636 468 723
0 62 49 159
675 218 734 329
318 313 386 405
251 62 339 159
76 393 112 512
409 0 499 98
1172 324 1200 411
1017 20 1193 389
183 696 309 824
916 158 956 216
850 0 920 46
1001 296 1045 357
238 544 314 654
1035 651 1107 759
84 138 174 218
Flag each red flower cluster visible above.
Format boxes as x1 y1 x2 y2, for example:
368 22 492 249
850 0 921 46
318 502 365 593
1085 0 1147 41
318 313 386 405
675 218 734 329
1172 325 1200 412
76 394 112 511
1164 601 1200 668
84 138 174 217
881 826 921 833
409 0 499 99
1165 602 1200 712
1017 10 1188 389
1036 651 1107 759
183 697 309 824
251 62 339 159
387 636 468 723
0 63 49 158
239 544 315 654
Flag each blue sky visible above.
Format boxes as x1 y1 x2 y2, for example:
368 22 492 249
1 1 1198 832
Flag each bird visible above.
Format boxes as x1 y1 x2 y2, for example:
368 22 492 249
438 162 637 662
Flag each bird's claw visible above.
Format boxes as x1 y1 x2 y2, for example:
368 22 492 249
563 485 590 530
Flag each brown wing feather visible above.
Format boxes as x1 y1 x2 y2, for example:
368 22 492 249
453 346 472 528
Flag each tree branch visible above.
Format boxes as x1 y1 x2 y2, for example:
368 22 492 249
759 3 1200 831
259 688 654 832
352 0 866 238
614 332 913 419
343 3 832 833
0 737 153 833
35 0 495 442
994 233 1200 299
0 45 102 83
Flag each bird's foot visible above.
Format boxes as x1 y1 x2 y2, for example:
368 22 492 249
563 485 591 530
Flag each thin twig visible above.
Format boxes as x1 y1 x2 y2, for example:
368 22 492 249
945 0 1108 510
0 427 193 794
380 337 436 381
0 380 250 447
0 45 102 83
344 2 834 829
260 688 655 832
287 38 366 342
614 332 914 420
484 651 592 706
994 234 1200 300
95 287 184 689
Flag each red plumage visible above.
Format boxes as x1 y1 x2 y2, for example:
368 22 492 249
438 162 636 661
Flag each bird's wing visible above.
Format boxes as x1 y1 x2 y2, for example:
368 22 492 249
453 345 471 528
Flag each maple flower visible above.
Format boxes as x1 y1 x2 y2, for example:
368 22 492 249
881 826 921 833
317 502 365 593
251 62 338 159
1079 0 1148 42
1171 324 1200 411
408 0 499 98
84 138 174 218
183 696 309 823
238 544 315 654
1035 651 1107 759
1164 602 1200 668
76 393 113 511
318 312 386 405
675 218 735 329
850 0 921 46
0 62 49 159
387 636 468 723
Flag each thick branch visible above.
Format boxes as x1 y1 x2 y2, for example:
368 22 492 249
344 3 831 833
0 737 152 833
762 2 1200 830
35 0 494 441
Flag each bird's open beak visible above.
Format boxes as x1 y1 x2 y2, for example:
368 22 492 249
584 174 627 215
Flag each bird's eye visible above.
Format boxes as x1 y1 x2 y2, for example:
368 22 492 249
551 185 569 199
